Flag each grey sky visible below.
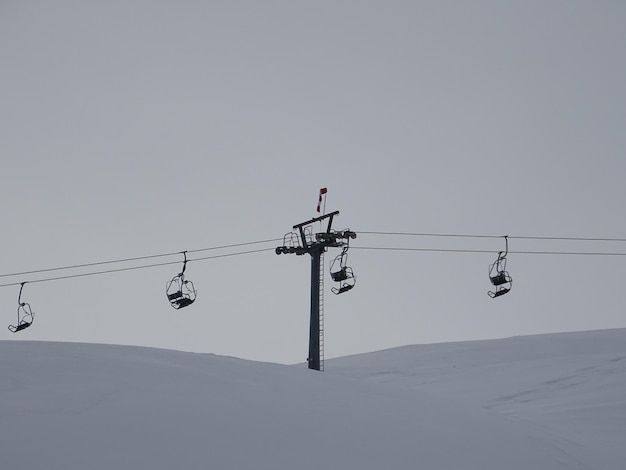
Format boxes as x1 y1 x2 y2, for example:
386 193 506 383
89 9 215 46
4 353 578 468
2 1 625 364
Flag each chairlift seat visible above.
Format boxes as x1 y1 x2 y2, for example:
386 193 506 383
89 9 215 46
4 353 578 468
8 321 31 333
332 284 354 295
488 287 510 298
172 297 194 309
15 321 31 332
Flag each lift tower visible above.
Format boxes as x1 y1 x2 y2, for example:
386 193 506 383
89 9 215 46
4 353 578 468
276 211 356 371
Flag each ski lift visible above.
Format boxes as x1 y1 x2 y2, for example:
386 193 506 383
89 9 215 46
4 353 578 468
166 252 197 309
488 236 512 298
330 246 356 295
8 282 34 333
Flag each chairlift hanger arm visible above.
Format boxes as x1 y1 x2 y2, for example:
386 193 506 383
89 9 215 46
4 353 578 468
17 282 26 305
500 235 509 259
179 251 188 275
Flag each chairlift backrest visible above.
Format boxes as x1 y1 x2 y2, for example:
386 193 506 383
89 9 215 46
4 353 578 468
331 268 349 282
490 272 510 286
167 290 184 301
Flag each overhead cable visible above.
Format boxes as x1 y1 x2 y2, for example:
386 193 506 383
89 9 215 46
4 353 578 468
0 245 278 288
3 230 626 289
351 246 626 256
357 231 626 243
0 238 282 280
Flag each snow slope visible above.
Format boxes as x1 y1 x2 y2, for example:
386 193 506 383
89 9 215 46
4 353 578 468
327 328 626 469
2 329 625 469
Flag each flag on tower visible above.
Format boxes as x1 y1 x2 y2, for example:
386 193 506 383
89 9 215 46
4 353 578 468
316 187 328 213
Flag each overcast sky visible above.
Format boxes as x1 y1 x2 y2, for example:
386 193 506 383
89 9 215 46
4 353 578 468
2 1 625 364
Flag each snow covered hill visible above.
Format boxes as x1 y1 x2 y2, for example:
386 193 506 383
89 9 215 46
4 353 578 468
2 329 625 469
327 328 626 469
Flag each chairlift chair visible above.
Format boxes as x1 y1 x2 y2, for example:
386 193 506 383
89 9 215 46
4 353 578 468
331 267 356 294
330 247 356 295
8 283 34 333
488 236 512 298
166 252 197 309
488 257 512 298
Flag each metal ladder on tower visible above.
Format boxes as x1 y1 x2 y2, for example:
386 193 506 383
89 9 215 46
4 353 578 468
319 251 325 371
